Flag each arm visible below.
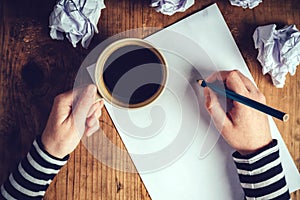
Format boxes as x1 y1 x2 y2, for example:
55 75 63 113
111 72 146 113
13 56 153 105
0 136 68 200
232 139 290 199
203 70 290 199
1 85 104 199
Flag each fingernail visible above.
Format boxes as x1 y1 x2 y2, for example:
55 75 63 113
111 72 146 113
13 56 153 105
94 98 103 104
99 99 104 108
205 89 213 109
206 93 212 108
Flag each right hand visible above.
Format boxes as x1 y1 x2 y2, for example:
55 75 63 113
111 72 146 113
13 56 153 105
203 70 272 155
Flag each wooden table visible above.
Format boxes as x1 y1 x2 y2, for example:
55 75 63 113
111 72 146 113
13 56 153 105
0 0 299 199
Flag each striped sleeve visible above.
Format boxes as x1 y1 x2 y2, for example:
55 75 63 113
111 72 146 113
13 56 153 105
0 136 69 200
232 139 290 200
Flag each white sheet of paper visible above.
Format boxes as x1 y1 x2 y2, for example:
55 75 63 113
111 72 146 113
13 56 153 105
86 4 300 199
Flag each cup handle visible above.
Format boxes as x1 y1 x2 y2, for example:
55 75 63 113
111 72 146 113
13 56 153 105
95 92 103 103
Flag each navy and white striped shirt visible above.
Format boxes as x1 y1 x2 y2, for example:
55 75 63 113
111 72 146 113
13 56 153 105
0 136 68 200
1 138 290 199
233 140 290 200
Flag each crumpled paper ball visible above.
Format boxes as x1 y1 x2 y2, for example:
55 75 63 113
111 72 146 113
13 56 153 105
150 0 194 16
229 0 262 9
49 0 106 48
253 24 300 88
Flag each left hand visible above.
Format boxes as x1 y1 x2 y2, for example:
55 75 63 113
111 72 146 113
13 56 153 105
41 85 104 159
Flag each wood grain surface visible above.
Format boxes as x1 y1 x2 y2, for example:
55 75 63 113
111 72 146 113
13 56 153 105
0 0 299 199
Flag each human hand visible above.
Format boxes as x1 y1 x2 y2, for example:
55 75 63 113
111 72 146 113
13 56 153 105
203 70 272 155
41 85 104 159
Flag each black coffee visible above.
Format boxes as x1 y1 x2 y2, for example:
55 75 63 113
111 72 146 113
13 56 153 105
103 45 165 105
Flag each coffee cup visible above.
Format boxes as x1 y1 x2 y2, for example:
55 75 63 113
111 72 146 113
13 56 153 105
94 38 167 109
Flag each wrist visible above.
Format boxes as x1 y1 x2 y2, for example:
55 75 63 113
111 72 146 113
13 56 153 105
40 134 69 160
237 136 273 156
234 139 275 158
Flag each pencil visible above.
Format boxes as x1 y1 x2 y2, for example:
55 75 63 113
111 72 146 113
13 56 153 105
198 79 289 122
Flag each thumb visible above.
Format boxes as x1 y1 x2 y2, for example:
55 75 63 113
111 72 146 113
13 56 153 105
72 85 97 135
204 88 231 133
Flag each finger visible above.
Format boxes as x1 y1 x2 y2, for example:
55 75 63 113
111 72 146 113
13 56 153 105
205 70 242 83
86 126 100 137
206 70 257 92
94 100 104 119
51 88 85 124
72 85 97 134
235 71 258 92
206 70 242 82
94 105 102 119
206 71 247 94
211 70 249 95
73 84 97 116
203 87 210 108
86 114 99 128
205 88 232 133
86 119 100 137
87 101 100 118
225 73 248 95
99 99 104 108
206 71 222 83
87 100 104 118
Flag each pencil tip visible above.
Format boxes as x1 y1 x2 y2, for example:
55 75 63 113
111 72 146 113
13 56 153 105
197 79 206 87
